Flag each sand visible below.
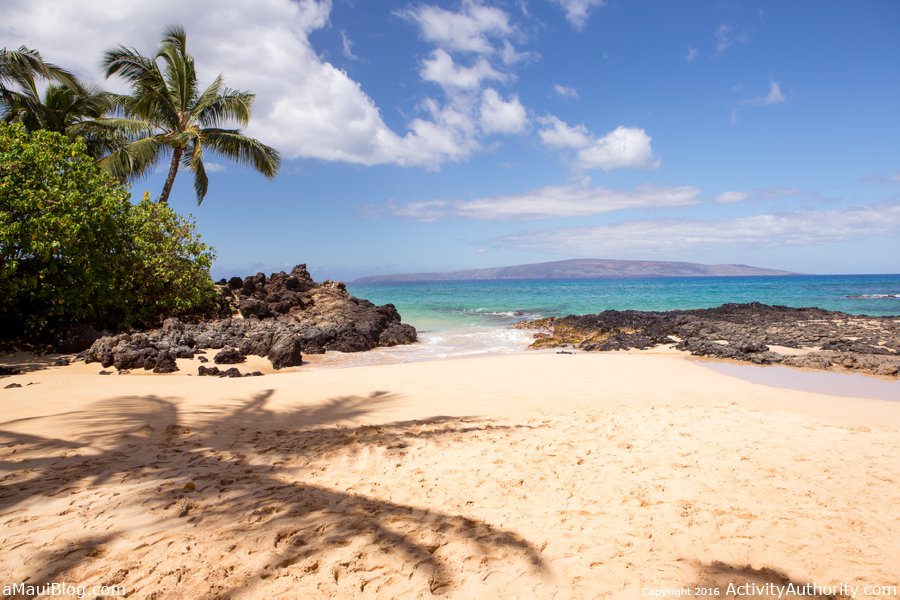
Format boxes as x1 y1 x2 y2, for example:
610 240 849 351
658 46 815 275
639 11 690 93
1 352 898 599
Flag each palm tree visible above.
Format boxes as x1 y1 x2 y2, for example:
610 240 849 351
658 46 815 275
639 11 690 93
1 45 78 94
2 47 131 161
1 46 80 125
101 26 280 204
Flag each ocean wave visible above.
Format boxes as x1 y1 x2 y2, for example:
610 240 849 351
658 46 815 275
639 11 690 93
305 324 534 369
457 307 549 320
846 293 900 299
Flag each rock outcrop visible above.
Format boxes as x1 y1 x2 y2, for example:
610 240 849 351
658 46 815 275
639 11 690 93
517 302 900 377
81 265 417 373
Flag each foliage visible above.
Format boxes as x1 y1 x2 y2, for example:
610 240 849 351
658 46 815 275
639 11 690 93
0 123 217 339
2 46 133 161
0 45 78 103
102 25 280 204
119 192 218 322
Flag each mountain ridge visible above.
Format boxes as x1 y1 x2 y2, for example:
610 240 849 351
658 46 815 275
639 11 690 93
352 258 796 284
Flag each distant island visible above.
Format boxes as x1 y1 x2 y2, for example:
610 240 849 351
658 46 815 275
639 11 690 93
353 258 795 283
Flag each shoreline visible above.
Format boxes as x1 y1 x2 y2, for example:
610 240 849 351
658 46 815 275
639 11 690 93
4 336 900 387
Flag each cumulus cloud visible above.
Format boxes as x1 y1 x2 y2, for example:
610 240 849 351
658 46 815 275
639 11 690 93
550 0 606 30
389 183 699 221
400 0 512 54
491 203 900 254
577 126 659 172
2 0 529 169
537 115 593 149
421 49 505 90
537 117 658 171
401 1 533 159
479 88 527 134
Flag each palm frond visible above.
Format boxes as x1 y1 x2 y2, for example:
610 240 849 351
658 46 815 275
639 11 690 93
160 25 188 54
102 46 159 85
202 129 280 179
98 136 165 181
157 25 196 113
188 142 209 204
197 87 254 127
92 116 155 138
1 46 78 90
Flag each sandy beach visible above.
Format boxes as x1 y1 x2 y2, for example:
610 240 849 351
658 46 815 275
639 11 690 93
1 352 898 599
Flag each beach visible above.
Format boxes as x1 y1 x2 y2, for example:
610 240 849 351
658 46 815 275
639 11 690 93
2 351 898 599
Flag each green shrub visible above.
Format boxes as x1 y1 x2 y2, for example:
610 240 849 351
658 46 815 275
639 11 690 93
0 123 217 338
117 193 218 325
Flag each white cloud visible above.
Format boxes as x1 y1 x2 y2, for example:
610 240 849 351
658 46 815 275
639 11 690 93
715 191 751 204
538 117 658 171
340 31 357 61
401 1 532 161
390 183 699 221
550 0 606 30
732 81 786 124
576 126 659 172
740 81 786 107
387 200 450 223
492 203 900 253
715 23 748 53
479 88 527 134
716 187 801 203
401 0 512 54
1 0 524 169
500 40 534 65
553 83 579 98
686 47 700 62
421 49 504 90
203 161 227 173
537 115 593 149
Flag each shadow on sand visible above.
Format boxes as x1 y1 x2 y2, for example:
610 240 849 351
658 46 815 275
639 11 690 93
0 389 545 596
0 352 70 378
692 560 846 599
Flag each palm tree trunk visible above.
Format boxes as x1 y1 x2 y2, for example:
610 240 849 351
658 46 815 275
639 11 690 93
159 147 183 204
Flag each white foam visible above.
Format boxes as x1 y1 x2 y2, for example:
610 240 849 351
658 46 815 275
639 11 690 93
304 324 534 370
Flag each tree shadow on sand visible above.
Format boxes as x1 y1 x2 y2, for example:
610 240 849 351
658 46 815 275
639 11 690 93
0 352 70 378
692 560 847 599
0 390 546 596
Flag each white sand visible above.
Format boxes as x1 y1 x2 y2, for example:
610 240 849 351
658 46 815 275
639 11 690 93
1 352 898 598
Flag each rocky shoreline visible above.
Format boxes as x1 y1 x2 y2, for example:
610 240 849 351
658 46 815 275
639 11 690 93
515 302 900 377
78 264 417 375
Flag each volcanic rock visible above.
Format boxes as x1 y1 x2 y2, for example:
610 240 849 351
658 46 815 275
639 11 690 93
81 264 416 373
213 347 245 364
517 302 899 377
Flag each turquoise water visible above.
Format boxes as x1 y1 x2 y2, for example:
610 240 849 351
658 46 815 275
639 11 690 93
349 274 900 333
308 274 899 365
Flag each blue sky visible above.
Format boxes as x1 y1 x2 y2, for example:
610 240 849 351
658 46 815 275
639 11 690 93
5 0 900 279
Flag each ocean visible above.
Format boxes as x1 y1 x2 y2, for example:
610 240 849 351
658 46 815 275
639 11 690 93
329 274 900 365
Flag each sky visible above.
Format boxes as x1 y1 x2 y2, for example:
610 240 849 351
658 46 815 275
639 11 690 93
4 0 900 279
